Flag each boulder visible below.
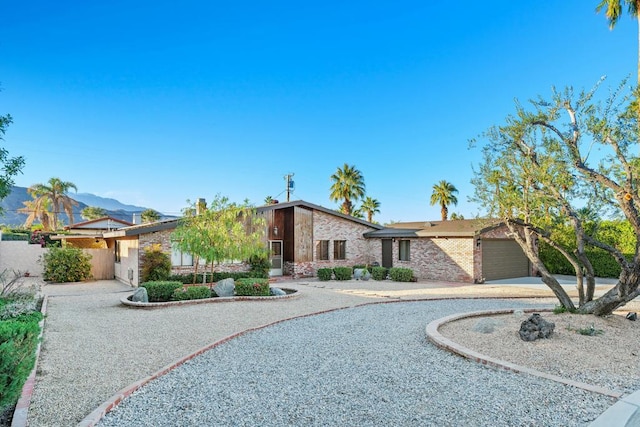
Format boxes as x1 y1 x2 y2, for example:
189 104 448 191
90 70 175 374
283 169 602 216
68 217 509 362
213 278 235 297
131 287 148 303
519 313 555 341
472 317 501 334
354 268 371 281
270 287 286 296
627 312 637 321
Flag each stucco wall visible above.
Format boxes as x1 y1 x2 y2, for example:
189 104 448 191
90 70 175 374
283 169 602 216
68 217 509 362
114 238 139 287
0 241 47 276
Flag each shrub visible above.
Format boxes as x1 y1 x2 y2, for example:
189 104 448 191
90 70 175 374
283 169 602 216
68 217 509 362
0 232 29 241
317 268 333 281
140 281 183 302
172 285 212 301
235 278 270 296
41 247 93 283
371 267 388 281
0 311 42 414
248 254 271 279
140 245 171 283
389 267 414 282
333 267 352 281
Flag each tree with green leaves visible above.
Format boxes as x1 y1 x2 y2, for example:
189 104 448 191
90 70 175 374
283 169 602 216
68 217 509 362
81 206 107 221
471 78 640 315
171 195 267 284
360 196 381 223
27 178 78 230
597 0 640 83
0 111 25 211
141 209 161 223
329 163 366 215
430 181 458 221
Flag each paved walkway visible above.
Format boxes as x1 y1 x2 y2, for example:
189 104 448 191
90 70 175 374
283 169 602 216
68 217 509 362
19 276 637 426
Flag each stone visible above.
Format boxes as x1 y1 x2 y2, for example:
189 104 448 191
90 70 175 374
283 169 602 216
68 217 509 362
131 287 148 303
213 278 235 297
472 317 502 334
519 313 555 341
627 312 637 321
354 268 371 281
270 287 286 296
512 310 525 318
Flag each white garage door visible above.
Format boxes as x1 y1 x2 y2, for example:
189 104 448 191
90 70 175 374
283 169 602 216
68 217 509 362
482 239 529 281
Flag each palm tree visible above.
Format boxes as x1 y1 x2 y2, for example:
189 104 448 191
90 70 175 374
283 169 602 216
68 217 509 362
141 208 161 223
81 206 107 221
596 0 640 83
27 177 78 230
18 199 54 231
360 196 381 223
329 163 366 215
430 180 458 221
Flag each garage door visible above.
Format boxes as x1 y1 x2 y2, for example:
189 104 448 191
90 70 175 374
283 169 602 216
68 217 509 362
482 239 529 281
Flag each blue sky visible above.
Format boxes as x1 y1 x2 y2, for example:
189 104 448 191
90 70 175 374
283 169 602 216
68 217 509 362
0 1 636 224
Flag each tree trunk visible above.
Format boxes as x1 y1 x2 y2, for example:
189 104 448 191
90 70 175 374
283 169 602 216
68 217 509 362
579 268 640 315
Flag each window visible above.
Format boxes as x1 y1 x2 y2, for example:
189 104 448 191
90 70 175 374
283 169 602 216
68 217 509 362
399 240 410 261
333 240 346 260
317 240 329 260
171 245 193 266
115 240 122 263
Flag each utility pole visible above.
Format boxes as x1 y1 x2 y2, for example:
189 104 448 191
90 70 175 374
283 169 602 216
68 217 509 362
285 173 295 202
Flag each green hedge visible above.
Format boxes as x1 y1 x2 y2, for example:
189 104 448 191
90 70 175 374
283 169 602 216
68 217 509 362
172 286 212 301
389 267 414 282
316 268 333 281
235 278 270 296
371 267 388 281
333 267 352 281
0 311 42 414
140 281 183 302
539 243 630 278
0 232 29 241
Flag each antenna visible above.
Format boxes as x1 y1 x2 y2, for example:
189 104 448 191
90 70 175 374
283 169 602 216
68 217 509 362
285 173 295 202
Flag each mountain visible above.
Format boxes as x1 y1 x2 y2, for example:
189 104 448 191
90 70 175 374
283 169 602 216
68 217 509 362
0 186 173 227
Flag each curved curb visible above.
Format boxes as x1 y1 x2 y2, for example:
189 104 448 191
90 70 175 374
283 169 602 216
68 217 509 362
11 295 48 427
425 308 624 399
120 288 300 308
589 389 640 426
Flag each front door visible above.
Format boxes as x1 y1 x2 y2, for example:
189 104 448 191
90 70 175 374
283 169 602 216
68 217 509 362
382 239 393 268
269 240 283 276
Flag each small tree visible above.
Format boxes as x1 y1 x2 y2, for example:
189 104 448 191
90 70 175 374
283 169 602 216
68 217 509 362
140 244 171 282
0 110 25 211
41 247 92 282
171 195 267 284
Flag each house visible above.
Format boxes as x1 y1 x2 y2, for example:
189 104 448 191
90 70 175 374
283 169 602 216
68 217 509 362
56 217 133 249
364 219 532 283
103 200 383 286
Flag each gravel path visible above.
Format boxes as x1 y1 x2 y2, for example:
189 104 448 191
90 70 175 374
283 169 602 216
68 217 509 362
97 299 615 427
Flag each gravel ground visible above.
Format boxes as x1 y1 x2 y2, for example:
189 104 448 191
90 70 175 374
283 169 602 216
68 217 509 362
97 299 615 427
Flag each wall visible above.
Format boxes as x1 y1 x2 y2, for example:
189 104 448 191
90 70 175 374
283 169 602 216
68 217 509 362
0 241 47 276
114 238 139 287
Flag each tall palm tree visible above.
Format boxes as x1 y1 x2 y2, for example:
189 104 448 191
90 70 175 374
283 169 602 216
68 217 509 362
18 199 54 231
596 0 640 84
430 180 458 221
141 208 161 223
81 206 107 221
360 196 381 223
329 163 366 215
27 177 78 230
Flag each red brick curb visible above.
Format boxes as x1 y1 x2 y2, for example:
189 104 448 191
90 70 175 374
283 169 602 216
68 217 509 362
425 308 624 399
120 287 300 308
11 295 48 427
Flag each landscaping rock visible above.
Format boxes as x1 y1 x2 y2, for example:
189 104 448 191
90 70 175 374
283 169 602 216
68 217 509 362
354 268 371 281
627 312 637 321
472 317 501 334
214 278 235 297
519 313 555 341
131 287 148 303
270 287 286 296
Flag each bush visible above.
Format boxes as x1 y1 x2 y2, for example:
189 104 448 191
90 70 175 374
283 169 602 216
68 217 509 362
140 281 183 302
389 267 414 282
140 245 171 283
371 266 388 281
41 247 93 282
317 268 333 281
248 254 271 279
235 278 270 296
172 285 212 301
333 267 352 281
0 311 42 414
0 232 29 241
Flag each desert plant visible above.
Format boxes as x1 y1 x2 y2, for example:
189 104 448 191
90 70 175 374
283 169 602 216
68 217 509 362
235 278 270 296
171 285 212 301
333 267 352 281
317 268 333 281
41 247 92 282
140 244 171 283
389 267 414 282
371 266 388 281
140 281 183 302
